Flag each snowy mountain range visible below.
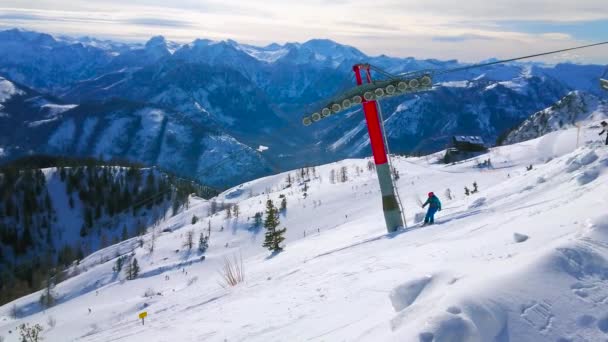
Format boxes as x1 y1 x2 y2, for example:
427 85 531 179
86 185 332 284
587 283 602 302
1 28 607 187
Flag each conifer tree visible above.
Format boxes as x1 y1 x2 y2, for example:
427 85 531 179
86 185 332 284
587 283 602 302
262 200 286 252
122 225 128 240
225 206 232 219
183 230 194 250
198 232 209 253
253 212 262 230
125 257 140 280
280 197 287 212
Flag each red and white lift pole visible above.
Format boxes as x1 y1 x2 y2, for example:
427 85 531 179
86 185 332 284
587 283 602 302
352 64 404 232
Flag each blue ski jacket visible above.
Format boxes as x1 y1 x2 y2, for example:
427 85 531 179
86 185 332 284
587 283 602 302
423 195 442 210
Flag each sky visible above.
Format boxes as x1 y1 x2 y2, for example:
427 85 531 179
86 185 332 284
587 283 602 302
1 0 608 64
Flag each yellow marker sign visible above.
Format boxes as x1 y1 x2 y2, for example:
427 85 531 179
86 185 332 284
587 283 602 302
139 312 147 319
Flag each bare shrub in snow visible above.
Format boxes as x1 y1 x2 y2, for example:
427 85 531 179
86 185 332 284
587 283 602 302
18 323 43 342
187 276 198 286
183 230 194 250
144 288 156 297
218 254 245 288
47 315 57 329
9 304 20 319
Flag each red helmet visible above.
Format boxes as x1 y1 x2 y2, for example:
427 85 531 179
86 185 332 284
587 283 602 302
428 192 434 197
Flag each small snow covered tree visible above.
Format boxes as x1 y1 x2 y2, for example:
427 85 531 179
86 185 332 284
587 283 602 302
225 206 232 219
198 232 209 253
472 182 479 193
464 186 470 196
339 166 348 183
233 204 240 218
445 188 453 200
39 272 56 309
125 257 140 280
113 255 127 273
253 212 263 230
367 160 375 171
286 173 293 187
18 323 43 342
391 166 400 180
329 169 336 184
191 215 198 225
263 200 286 252
183 230 194 250
280 197 287 212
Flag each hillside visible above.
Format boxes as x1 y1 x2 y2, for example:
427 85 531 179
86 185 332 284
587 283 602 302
2 28 608 187
0 156 216 306
0 120 607 341
0 76 271 187
502 91 608 145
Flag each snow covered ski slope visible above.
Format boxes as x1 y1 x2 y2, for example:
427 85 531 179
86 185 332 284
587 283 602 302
1 120 608 341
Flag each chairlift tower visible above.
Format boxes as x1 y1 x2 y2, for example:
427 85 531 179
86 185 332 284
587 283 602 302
303 65 433 233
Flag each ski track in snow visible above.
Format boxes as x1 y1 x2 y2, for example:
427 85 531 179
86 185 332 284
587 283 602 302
1 123 608 341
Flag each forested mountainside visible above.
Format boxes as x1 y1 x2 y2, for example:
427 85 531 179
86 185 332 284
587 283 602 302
0 155 216 305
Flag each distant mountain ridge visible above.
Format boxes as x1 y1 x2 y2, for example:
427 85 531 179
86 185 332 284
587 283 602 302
501 91 608 145
1 28 607 186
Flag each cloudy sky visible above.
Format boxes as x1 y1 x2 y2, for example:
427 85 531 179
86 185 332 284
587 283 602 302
1 0 608 63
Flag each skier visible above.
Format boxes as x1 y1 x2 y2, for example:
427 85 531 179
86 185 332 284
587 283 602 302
599 121 608 145
421 192 441 226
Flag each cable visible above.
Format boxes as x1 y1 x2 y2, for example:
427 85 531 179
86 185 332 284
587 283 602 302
434 41 608 76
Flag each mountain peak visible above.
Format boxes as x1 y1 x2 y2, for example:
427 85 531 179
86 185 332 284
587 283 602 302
146 35 167 48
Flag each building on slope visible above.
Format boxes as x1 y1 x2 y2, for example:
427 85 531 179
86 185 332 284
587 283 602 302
443 135 488 163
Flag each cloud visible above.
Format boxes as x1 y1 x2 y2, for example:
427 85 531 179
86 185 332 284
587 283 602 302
432 34 494 42
0 0 607 63
124 18 195 28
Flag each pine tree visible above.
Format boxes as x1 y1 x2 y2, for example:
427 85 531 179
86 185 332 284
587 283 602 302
286 173 292 187
122 225 128 240
262 200 286 252
225 206 232 219
132 258 140 278
367 160 375 171
125 257 140 280
280 197 287 212
233 204 240 218
253 212 262 230
339 166 348 183
472 182 479 193
191 215 198 225
464 187 470 196
183 230 194 250
198 232 209 253
39 272 56 308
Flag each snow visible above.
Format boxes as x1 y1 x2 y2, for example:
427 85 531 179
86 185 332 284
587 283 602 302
41 103 77 117
0 76 24 103
47 119 77 151
235 44 289 63
2 122 608 341
439 81 470 88
93 116 134 157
